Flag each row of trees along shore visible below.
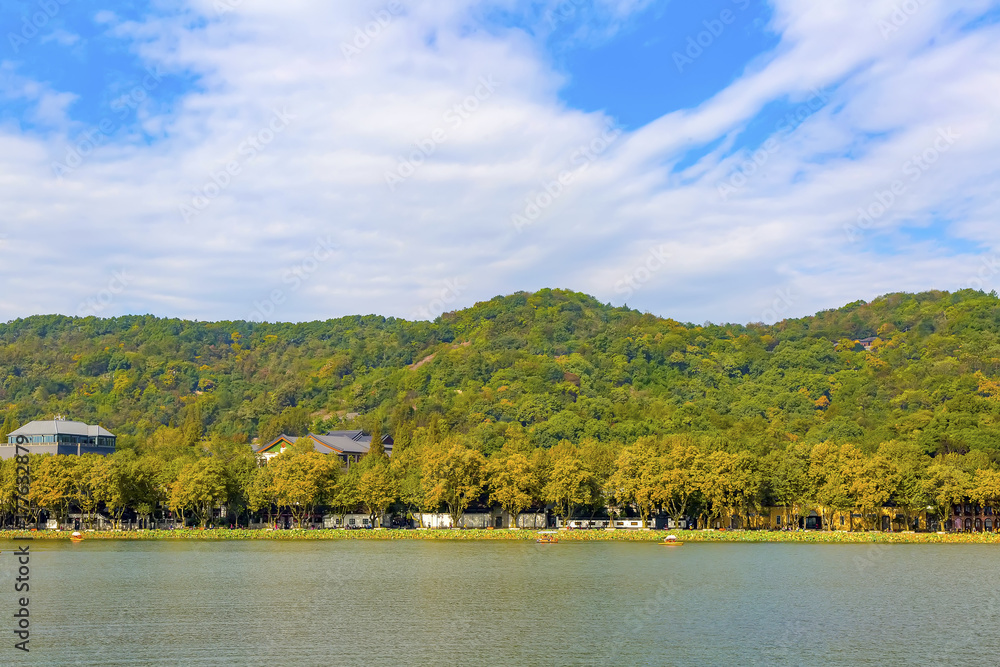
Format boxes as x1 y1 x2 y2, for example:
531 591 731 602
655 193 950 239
3 423 1000 531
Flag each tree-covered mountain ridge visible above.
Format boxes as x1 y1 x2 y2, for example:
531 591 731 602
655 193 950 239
2 287 1000 461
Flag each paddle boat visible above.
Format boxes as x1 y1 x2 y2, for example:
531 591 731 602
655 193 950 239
536 531 559 544
659 534 683 546
70 531 84 542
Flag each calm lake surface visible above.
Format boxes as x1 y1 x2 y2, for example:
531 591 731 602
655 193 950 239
1 539 998 666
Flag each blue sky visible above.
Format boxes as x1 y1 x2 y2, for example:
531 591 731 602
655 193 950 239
3 2 193 140
553 0 779 128
1 0 999 324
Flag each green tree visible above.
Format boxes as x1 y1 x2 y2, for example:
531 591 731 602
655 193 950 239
90 455 132 529
129 454 166 529
810 442 854 531
698 450 762 529
206 437 259 526
970 469 1000 518
767 443 811 529
541 443 594 526
0 458 17 524
486 447 539 529
922 463 970 533
248 465 277 526
608 438 663 529
270 452 337 529
390 443 432 528
353 455 399 528
849 453 899 530
31 455 76 528
257 407 312 445
182 402 204 448
877 440 929 530
169 458 228 528
366 417 385 459
422 437 487 528
656 443 701 528
0 412 20 442
580 438 618 519
327 471 359 528
72 454 102 529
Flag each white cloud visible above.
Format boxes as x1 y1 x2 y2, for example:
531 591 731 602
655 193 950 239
0 0 999 324
40 29 81 47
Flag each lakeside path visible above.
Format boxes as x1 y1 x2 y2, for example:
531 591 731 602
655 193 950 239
4 529 1000 543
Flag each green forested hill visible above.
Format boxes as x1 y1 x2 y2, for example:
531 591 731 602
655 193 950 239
2 288 1000 461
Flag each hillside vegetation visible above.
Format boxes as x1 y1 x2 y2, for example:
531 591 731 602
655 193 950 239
4 288 1000 530
2 288 999 458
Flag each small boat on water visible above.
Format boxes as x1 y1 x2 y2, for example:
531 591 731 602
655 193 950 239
536 531 559 544
70 531 84 542
659 534 683 546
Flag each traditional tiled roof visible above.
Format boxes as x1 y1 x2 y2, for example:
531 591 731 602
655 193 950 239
311 434 370 454
254 431 392 456
255 435 298 454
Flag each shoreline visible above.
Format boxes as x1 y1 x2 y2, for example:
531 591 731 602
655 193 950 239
2 528 1000 543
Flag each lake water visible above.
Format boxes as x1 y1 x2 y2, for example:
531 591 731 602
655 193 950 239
1 539 997 665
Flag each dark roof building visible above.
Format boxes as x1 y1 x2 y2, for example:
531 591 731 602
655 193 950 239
858 336 879 351
255 430 393 466
2 418 116 459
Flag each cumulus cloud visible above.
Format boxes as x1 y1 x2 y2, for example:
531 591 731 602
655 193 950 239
0 0 998 324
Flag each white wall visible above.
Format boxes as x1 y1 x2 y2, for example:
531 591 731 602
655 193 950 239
416 513 494 529
322 513 390 528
